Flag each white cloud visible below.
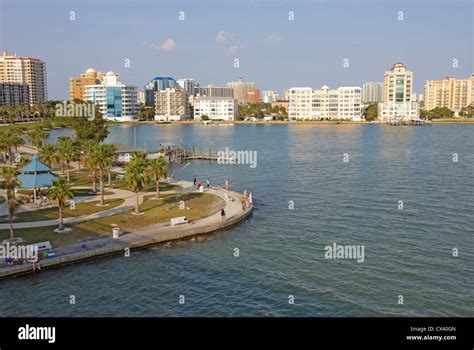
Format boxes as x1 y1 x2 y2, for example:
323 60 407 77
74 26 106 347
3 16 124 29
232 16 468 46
142 38 175 52
264 35 283 45
216 31 233 45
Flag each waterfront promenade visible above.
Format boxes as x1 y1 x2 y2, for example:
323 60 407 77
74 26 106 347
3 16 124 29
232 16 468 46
0 180 253 279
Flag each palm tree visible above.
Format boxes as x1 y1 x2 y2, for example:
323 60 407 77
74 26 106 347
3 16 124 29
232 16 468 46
147 157 168 199
4 127 25 164
6 193 18 242
28 125 49 149
124 156 150 214
39 143 58 168
88 144 116 206
102 144 117 186
57 136 76 181
1 166 21 200
48 177 73 231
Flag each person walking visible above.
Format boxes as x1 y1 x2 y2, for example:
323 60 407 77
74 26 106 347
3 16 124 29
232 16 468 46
193 176 197 187
206 178 210 189
221 208 226 221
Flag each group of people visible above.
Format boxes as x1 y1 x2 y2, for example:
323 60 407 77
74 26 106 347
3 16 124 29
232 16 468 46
241 189 252 212
193 176 210 191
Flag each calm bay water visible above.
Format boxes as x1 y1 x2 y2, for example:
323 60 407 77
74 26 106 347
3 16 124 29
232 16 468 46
1 124 473 316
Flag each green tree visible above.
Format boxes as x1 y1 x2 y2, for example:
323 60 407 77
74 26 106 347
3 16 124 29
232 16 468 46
39 144 59 168
1 166 21 200
200 115 210 121
89 144 116 205
71 114 109 143
147 157 168 199
125 155 151 214
48 177 73 231
28 125 50 149
426 107 454 120
57 136 77 181
363 103 379 121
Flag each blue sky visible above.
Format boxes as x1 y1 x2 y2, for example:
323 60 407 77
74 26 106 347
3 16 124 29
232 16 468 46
0 0 472 100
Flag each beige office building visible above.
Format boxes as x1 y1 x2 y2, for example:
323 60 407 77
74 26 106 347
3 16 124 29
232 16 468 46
424 75 474 113
0 51 47 105
70 68 106 101
155 87 189 121
226 77 260 104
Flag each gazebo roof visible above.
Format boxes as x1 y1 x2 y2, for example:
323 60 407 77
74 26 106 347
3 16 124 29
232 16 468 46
18 172 58 189
21 154 52 173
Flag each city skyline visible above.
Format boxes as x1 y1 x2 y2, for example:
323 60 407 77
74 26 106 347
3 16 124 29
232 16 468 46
0 0 472 100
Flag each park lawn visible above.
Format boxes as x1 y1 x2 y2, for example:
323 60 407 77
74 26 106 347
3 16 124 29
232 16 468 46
4 192 224 247
72 192 225 235
110 178 180 192
0 198 124 223
17 188 114 197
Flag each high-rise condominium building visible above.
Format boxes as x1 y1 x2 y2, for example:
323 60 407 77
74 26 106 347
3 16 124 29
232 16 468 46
0 82 29 106
70 68 106 101
424 75 474 113
226 77 260 104
193 97 238 121
177 78 199 97
0 51 47 105
262 90 279 104
378 62 419 120
288 85 362 121
145 77 176 106
154 87 189 121
362 82 383 103
85 71 138 122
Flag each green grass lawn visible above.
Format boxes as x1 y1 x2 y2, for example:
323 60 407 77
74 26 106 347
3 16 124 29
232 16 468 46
111 178 180 192
0 198 124 223
2 192 224 247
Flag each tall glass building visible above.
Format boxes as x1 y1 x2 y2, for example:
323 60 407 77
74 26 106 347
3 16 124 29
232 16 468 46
145 77 176 106
85 71 138 121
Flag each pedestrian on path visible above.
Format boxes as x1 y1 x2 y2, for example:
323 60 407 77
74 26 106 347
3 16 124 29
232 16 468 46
206 178 210 189
193 176 197 186
221 208 226 221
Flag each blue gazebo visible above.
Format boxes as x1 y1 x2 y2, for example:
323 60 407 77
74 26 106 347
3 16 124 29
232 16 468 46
18 154 58 203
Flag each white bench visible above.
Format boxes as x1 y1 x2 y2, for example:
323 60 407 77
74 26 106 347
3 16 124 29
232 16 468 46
171 216 188 226
27 241 52 252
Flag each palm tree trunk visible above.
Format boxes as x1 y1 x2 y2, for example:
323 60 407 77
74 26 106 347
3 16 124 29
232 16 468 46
8 218 14 242
66 160 70 181
107 169 111 186
92 169 97 192
135 192 139 214
99 168 104 206
61 161 65 175
156 180 160 199
58 204 64 231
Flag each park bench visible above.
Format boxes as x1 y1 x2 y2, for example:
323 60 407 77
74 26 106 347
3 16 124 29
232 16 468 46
170 216 188 227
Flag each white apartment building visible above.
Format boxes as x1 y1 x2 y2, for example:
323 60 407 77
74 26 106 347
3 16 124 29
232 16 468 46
288 85 362 121
155 87 189 121
193 97 238 121
362 82 383 103
379 62 419 121
262 90 279 104
85 71 138 122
